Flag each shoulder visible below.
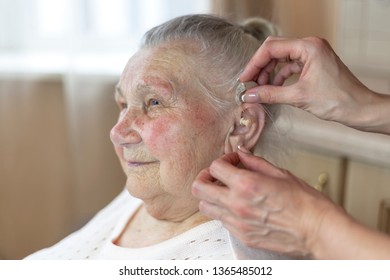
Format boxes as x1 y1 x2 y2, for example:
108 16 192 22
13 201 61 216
25 189 139 259
228 234 300 260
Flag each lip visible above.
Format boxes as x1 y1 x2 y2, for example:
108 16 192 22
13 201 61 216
127 161 157 167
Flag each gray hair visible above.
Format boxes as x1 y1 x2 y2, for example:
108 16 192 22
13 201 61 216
141 14 285 165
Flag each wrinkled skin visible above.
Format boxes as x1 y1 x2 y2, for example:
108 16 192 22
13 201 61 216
110 44 233 222
240 36 390 134
192 36 390 259
192 151 344 258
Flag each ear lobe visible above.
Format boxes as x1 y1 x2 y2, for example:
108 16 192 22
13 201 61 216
225 103 266 153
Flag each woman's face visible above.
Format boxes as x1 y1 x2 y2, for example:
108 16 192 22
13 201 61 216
110 45 232 221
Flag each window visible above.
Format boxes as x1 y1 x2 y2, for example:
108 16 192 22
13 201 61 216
0 0 210 74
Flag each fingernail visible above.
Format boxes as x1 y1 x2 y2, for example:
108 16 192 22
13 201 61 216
242 92 260 103
238 145 252 154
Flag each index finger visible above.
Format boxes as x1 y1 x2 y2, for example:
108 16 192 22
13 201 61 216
217 152 241 167
240 37 306 82
208 155 254 189
237 150 285 178
210 152 283 189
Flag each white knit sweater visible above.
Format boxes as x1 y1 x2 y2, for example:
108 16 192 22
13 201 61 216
25 189 288 260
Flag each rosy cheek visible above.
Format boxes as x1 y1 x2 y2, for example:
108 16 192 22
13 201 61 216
192 101 216 125
141 103 219 158
143 117 176 153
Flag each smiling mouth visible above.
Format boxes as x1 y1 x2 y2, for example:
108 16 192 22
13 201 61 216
127 161 157 167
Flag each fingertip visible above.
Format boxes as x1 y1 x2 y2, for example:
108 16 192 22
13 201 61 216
237 148 257 163
192 169 214 198
239 70 254 83
242 84 276 104
191 182 200 196
198 200 207 215
237 145 252 155
218 152 240 165
198 199 207 210
243 84 287 105
242 91 261 103
198 200 218 220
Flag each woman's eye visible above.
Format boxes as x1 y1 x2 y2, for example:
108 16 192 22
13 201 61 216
119 102 128 110
148 99 161 107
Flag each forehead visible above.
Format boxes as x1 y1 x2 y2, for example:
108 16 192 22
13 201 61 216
119 45 193 89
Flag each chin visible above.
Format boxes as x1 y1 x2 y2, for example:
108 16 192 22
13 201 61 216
125 174 157 197
125 184 149 201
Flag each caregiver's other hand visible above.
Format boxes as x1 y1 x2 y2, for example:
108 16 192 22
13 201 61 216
240 36 390 134
192 151 347 258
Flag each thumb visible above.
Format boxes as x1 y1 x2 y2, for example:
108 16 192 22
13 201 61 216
242 84 297 105
237 151 284 178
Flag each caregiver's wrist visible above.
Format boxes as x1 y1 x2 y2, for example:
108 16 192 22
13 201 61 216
346 89 390 135
366 92 390 135
307 205 353 259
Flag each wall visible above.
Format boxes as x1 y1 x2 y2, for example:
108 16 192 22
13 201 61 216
273 0 339 46
0 75 125 259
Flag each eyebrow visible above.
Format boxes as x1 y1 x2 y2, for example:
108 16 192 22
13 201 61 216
143 75 175 89
115 81 174 97
136 83 159 93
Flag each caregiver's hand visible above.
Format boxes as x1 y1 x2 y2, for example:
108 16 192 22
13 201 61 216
192 150 344 258
192 151 390 259
240 36 390 134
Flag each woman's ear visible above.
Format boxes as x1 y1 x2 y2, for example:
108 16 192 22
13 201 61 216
224 103 266 153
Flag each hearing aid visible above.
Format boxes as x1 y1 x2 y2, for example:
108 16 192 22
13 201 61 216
239 117 251 127
239 108 252 127
235 80 258 105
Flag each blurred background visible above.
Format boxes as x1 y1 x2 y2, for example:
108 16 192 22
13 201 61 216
1 0 390 259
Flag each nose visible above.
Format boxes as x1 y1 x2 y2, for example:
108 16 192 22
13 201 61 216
110 109 142 147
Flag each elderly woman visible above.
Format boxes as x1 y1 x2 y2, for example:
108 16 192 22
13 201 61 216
25 14 287 260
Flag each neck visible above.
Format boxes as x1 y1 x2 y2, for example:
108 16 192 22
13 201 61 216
115 204 211 248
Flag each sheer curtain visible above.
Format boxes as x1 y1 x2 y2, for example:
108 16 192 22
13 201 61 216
0 0 209 73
